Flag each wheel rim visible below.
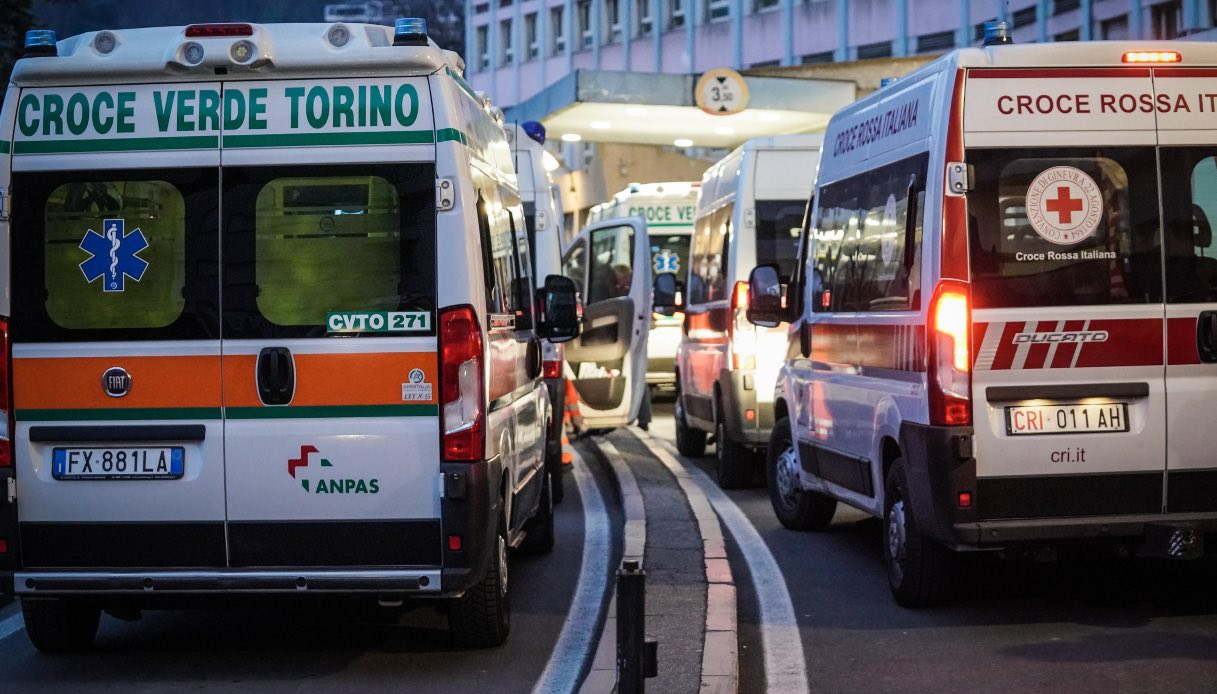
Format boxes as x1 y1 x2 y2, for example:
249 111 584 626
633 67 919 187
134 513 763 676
497 530 509 598
886 498 908 585
774 443 801 509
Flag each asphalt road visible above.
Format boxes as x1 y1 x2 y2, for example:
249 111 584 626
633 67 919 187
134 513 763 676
0 456 622 694
648 398 1217 694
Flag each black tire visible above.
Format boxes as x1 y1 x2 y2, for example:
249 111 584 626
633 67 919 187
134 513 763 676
883 458 953 607
766 417 837 530
674 391 707 457
715 399 752 489
521 470 556 555
545 428 566 505
21 598 100 653
450 512 511 647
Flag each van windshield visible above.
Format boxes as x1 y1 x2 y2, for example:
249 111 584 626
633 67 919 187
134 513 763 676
755 200 806 282
966 147 1162 309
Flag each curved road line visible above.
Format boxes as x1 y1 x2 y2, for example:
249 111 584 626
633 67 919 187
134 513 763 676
533 450 612 694
650 434 810 694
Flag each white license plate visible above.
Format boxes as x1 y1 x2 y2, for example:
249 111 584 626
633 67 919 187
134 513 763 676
52 447 185 480
1006 403 1129 436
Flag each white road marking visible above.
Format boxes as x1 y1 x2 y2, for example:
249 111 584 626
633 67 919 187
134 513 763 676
644 432 811 694
533 450 612 694
0 608 24 642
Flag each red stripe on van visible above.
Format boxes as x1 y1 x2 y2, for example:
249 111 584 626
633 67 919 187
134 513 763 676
1021 321 1059 369
1167 316 1201 365
1074 319 1163 368
990 322 1025 371
1049 320 1087 368
967 68 1152 79
941 69 969 281
972 321 989 366
1153 68 1217 78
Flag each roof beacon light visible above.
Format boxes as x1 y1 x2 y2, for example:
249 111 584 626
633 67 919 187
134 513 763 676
185 23 254 38
394 18 428 46
1123 50 1182 63
24 29 58 57
981 20 1013 47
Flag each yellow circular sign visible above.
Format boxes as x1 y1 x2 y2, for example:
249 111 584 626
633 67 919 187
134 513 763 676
695 68 750 116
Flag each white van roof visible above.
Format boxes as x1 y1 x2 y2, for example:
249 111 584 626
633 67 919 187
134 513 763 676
11 23 458 86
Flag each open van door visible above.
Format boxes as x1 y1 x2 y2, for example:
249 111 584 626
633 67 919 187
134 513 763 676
561 217 651 428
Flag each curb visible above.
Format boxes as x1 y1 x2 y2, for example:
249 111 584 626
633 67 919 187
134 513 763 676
579 430 738 694
579 437 647 694
629 427 739 694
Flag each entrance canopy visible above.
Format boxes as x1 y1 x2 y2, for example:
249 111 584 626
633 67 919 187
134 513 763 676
503 70 856 149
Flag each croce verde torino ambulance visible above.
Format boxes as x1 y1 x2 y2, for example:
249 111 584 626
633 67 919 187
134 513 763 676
748 29 1217 606
0 20 581 650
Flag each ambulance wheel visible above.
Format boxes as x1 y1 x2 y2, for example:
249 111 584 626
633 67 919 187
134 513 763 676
674 391 707 458
883 459 953 607
450 512 511 647
545 432 566 505
715 401 752 489
766 417 836 531
521 470 555 555
21 598 100 653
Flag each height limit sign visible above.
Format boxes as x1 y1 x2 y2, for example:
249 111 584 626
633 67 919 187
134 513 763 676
695 68 750 116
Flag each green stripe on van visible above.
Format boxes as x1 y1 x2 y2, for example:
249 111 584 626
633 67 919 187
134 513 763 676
13 136 219 154
16 408 223 422
225 404 438 419
0 140 9 154
436 128 468 145
223 131 435 148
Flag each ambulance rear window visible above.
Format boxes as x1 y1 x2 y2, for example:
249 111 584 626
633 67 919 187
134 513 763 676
11 167 215 343
967 147 1162 308
755 200 806 282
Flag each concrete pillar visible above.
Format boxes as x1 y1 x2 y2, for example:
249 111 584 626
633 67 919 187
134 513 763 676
732 0 744 68
1130 0 1143 40
895 0 908 57
686 0 697 71
1080 0 1093 39
593 0 603 67
514 0 523 104
782 0 794 65
1038 0 1050 43
957 0 970 47
836 0 849 62
624 0 633 70
653 0 662 70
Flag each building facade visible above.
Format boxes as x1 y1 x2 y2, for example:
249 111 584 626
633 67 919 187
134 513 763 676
467 0 1216 108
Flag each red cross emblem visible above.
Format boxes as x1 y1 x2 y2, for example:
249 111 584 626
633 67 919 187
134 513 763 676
1044 185 1084 225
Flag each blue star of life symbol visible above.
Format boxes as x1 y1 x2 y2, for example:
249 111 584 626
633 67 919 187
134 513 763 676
79 218 149 293
653 249 680 274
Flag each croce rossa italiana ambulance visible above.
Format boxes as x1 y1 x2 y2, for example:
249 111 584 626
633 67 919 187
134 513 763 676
747 30 1217 606
0 20 586 650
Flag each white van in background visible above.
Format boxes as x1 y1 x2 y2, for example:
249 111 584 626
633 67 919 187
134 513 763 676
509 122 569 502
747 30 1217 606
588 181 699 390
662 135 820 489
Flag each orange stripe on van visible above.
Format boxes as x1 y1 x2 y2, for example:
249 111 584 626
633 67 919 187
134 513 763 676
13 356 222 410
222 352 438 407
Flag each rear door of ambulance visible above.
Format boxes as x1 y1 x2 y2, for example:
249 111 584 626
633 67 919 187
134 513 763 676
218 78 442 580
9 82 228 575
1155 66 1217 517
964 68 1169 523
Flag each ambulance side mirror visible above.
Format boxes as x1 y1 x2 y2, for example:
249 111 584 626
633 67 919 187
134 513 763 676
746 264 786 328
1193 204 1212 248
537 274 582 343
653 272 683 315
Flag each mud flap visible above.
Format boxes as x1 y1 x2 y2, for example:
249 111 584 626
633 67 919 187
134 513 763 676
1140 522 1204 560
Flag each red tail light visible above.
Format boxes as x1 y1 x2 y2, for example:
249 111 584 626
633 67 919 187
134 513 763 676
729 281 755 369
0 319 11 467
185 24 254 37
928 281 971 426
440 306 484 461
543 359 562 379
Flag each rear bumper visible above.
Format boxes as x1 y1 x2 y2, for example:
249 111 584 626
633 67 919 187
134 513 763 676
13 569 443 595
718 369 774 446
902 421 1217 552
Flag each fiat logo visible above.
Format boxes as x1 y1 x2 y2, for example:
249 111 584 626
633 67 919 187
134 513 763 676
102 367 131 398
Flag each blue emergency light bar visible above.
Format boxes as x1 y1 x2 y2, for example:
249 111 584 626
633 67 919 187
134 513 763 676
24 29 58 57
394 18 428 47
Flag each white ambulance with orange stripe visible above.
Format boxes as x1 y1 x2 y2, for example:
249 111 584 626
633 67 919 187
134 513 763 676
0 19 584 650
748 25 1217 606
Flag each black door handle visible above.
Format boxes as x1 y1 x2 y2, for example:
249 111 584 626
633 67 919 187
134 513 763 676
1198 311 1217 363
257 347 295 405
